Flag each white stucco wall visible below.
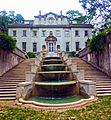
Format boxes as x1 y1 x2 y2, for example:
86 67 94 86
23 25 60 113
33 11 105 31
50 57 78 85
8 12 92 53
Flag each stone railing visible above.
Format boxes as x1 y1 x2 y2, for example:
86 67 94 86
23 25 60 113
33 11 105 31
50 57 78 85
0 47 25 76
79 32 111 77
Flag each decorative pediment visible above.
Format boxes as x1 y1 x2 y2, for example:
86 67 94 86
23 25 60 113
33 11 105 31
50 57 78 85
34 11 69 25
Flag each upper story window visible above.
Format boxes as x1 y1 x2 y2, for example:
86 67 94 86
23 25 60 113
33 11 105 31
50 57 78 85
41 30 46 37
33 31 37 37
13 30 17 37
64 30 70 37
56 30 61 37
84 30 88 37
75 30 79 37
23 30 27 37
33 42 37 52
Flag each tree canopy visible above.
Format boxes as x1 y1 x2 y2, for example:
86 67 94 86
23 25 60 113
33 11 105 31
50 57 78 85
79 0 111 30
66 10 87 24
0 10 24 34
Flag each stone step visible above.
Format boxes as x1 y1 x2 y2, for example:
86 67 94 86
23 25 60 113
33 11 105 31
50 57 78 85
96 85 111 88
96 88 111 91
96 83 111 86
0 97 16 100
0 86 16 89
97 93 111 96
0 81 24 83
97 91 111 93
85 78 111 81
0 91 16 94
0 94 16 97
0 88 16 91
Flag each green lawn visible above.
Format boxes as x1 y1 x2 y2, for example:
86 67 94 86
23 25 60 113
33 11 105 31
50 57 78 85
0 96 111 120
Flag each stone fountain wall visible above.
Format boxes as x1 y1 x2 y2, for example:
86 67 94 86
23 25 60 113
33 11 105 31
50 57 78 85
63 53 97 97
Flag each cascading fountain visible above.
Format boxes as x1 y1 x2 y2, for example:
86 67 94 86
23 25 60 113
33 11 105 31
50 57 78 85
17 51 96 108
26 52 88 105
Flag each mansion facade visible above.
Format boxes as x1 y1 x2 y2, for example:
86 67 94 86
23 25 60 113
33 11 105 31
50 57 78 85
8 12 93 53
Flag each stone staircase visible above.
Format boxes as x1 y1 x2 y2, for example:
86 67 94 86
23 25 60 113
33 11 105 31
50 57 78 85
0 58 35 100
72 57 111 96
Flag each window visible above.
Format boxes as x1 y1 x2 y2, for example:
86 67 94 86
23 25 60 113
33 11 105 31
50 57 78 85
85 42 87 47
76 42 80 51
41 30 46 37
23 30 27 37
22 42 26 52
64 30 70 37
84 30 88 37
66 42 69 52
33 43 37 52
75 30 79 37
56 30 61 37
13 30 17 36
33 31 37 37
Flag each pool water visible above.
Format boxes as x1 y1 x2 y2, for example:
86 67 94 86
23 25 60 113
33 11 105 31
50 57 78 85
27 95 88 104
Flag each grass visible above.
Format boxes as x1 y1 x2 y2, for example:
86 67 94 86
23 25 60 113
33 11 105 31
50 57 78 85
0 96 111 120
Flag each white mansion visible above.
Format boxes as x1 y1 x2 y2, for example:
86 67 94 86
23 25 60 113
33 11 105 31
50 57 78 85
8 12 93 53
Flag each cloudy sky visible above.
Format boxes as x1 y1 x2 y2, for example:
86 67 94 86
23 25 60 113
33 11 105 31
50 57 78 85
0 0 84 19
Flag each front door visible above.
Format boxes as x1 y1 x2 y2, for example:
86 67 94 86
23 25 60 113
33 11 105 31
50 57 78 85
48 42 54 52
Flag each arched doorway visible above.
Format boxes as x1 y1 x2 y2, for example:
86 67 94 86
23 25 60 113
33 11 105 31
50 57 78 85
45 31 57 52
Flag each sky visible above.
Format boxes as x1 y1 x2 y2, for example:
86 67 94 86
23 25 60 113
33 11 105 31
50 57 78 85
0 0 85 20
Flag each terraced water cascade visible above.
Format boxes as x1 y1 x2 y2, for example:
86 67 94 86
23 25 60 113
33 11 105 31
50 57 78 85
17 52 97 108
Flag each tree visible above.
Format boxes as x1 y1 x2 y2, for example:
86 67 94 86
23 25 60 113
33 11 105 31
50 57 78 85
0 10 24 33
0 10 8 33
16 14 24 23
79 0 111 29
66 10 87 24
8 11 16 24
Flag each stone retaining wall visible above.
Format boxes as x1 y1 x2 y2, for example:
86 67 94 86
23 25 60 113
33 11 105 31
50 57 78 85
79 32 111 77
0 48 25 76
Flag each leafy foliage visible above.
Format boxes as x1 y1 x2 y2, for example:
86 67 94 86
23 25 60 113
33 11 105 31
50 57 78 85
67 51 79 57
0 32 16 51
88 31 106 52
0 10 8 33
0 10 24 33
79 0 111 29
66 10 87 24
27 52 36 58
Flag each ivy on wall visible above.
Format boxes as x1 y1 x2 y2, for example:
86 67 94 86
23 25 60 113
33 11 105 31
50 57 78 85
0 32 16 51
88 27 111 52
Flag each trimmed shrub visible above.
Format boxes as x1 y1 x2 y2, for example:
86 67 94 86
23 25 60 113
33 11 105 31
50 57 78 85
27 52 36 58
0 32 16 51
67 51 78 57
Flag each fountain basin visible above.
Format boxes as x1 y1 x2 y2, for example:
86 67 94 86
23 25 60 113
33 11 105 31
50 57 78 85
42 59 63 64
19 96 96 108
33 82 77 97
43 56 61 60
37 71 73 81
35 81 76 86
41 64 67 71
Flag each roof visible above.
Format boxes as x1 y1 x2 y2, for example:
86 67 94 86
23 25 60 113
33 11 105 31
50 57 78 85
8 24 93 29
